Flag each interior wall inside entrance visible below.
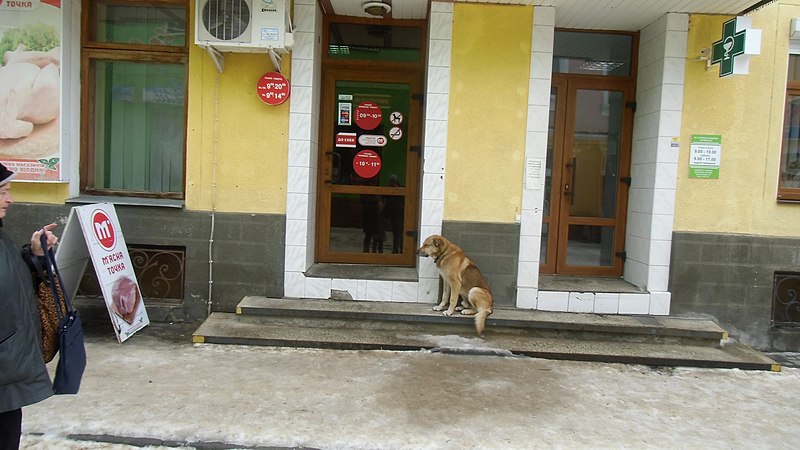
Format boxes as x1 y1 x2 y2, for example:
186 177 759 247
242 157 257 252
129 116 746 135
624 12 687 294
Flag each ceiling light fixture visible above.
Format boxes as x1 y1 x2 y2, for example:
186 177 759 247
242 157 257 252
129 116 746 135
363 1 391 17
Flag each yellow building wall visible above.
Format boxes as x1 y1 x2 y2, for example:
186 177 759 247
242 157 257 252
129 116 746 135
678 3 800 236
445 3 532 223
8 182 68 203
185 49 290 214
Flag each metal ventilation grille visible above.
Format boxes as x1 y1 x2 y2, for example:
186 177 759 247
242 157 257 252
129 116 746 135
773 271 800 327
201 0 251 41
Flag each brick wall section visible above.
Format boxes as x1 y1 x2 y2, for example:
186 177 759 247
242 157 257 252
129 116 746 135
670 231 800 351
441 221 520 308
4 203 285 322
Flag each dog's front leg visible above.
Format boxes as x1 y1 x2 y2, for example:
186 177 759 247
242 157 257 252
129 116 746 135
443 278 461 316
433 278 449 311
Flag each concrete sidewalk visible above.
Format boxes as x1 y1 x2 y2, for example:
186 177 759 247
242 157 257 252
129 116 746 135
20 322 800 449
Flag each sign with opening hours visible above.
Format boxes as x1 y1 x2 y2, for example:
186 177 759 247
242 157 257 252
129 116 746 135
355 102 382 130
257 71 290 105
353 149 381 179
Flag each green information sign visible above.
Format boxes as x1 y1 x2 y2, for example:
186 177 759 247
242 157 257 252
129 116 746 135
689 134 722 179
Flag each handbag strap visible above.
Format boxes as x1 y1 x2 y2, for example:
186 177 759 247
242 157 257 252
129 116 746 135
40 233 74 317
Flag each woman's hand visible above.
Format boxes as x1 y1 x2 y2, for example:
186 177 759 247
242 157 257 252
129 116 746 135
30 223 58 256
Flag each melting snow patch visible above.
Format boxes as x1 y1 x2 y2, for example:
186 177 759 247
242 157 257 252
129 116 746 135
403 333 517 357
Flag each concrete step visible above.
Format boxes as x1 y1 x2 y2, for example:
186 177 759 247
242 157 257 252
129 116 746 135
234 296 727 346
191 297 780 371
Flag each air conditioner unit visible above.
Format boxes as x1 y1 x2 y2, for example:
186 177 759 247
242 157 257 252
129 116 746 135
195 0 293 53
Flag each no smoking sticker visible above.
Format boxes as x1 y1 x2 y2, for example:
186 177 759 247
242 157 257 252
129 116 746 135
389 127 403 141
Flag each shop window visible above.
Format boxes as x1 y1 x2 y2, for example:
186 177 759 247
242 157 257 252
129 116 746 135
780 54 800 201
81 0 189 199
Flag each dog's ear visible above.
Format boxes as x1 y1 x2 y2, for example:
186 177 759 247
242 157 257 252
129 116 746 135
433 237 443 247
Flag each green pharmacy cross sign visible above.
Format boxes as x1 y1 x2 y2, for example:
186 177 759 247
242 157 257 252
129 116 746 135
711 16 761 77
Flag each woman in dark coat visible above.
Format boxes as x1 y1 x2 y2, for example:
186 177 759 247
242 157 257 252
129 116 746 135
0 163 58 449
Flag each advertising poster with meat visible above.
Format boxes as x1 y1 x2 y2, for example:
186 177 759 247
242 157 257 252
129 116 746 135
75 203 149 342
0 0 63 181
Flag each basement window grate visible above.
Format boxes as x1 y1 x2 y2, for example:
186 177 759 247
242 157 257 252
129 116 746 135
77 244 185 303
772 271 800 327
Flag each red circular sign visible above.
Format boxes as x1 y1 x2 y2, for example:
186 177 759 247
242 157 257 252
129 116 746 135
353 149 382 179
92 209 116 251
256 71 290 106
354 102 382 130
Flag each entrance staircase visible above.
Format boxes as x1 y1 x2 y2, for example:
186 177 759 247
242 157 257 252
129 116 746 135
192 297 780 371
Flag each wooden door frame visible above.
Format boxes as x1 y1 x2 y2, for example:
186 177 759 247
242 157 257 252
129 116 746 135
544 74 634 276
540 77 567 274
315 68 423 265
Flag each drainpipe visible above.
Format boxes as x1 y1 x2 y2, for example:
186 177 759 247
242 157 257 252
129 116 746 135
207 72 221 317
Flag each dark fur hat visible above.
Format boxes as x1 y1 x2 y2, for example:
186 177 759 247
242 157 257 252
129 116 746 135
0 162 15 186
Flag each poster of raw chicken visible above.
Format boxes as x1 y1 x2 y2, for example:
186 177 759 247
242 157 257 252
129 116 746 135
0 0 62 181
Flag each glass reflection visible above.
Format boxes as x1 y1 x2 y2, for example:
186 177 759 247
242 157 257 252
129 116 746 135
570 89 622 219
330 193 405 254
540 223 549 264
566 225 614 267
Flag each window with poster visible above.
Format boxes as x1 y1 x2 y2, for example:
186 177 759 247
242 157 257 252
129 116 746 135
780 50 800 202
81 0 188 199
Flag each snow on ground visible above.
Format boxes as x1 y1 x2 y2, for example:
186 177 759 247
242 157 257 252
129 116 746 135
19 336 800 449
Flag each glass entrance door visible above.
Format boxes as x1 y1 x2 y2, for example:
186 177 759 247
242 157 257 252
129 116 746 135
541 76 633 276
316 69 421 265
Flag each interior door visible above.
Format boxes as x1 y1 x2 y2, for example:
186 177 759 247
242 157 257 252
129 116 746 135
541 75 633 276
316 69 421 265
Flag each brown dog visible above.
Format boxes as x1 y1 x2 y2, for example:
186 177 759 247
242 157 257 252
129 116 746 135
417 235 493 336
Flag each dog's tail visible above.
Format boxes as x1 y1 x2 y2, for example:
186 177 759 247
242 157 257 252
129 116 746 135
474 307 492 337
467 287 493 337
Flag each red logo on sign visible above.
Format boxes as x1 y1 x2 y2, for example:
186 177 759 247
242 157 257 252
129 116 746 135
257 71 290 106
355 102 382 130
353 149 382 179
92 210 116 251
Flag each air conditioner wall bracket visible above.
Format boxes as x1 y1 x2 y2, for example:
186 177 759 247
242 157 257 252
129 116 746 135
203 45 285 74
205 45 224 73
269 48 282 73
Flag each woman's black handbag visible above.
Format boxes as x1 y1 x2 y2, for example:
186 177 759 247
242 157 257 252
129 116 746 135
41 234 87 395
